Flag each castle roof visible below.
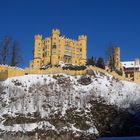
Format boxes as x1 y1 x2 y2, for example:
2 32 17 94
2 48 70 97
121 61 135 68
121 61 140 71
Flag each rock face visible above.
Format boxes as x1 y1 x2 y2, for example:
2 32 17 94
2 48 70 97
0 72 140 139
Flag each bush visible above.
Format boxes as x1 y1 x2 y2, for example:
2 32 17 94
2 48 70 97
77 75 92 85
62 65 87 71
115 69 123 76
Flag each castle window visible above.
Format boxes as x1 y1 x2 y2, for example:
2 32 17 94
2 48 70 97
44 52 47 56
52 45 56 49
80 48 82 52
65 46 70 50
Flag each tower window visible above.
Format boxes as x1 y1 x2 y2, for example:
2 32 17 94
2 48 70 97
52 45 56 49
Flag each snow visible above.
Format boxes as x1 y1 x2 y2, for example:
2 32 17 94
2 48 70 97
121 61 135 68
2 72 140 113
0 72 140 136
121 61 140 70
0 121 56 132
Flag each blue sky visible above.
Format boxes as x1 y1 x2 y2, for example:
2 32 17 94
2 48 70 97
0 0 140 67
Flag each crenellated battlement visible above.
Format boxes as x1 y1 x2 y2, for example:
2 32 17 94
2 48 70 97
52 29 60 35
34 35 42 40
114 47 120 51
30 29 87 67
0 65 25 80
78 35 87 40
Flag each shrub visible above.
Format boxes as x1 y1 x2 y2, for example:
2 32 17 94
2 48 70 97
62 65 87 71
77 75 92 85
115 69 123 76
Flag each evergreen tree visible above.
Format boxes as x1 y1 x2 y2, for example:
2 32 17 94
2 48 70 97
87 56 95 66
106 43 117 70
96 57 105 69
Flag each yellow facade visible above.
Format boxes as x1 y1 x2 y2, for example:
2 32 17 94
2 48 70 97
30 29 87 69
113 47 121 70
0 65 25 80
134 71 140 84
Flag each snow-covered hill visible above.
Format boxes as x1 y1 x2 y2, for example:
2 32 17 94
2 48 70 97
0 71 140 139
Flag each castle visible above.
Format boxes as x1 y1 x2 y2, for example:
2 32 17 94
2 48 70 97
121 59 140 83
0 29 140 84
30 29 87 69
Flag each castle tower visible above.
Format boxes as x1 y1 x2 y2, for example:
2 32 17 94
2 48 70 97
33 35 43 69
29 29 87 68
51 29 60 65
78 35 87 65
135 58 140 65
113 47 121 70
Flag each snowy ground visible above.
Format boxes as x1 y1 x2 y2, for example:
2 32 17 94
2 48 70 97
0 72 140 137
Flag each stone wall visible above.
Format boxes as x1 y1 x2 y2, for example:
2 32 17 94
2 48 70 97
0 65 25 80
0 65 127 82
134 71 140 84
25 67 86 76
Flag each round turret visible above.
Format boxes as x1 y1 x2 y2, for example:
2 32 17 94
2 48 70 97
78 35 87 40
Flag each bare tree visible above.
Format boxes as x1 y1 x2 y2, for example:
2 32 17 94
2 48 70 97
0 36 11 64
10 41 22 66
106 43 117 70
0 36 22 66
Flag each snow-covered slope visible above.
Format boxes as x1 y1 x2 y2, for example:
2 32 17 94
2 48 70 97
0 72 140 139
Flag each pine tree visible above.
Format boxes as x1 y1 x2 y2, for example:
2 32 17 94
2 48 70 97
87 56 95 66
96 57 105 69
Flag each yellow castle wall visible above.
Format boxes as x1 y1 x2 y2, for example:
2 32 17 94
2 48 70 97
87 66 126 81
113 47 121 70
0 65 138 85
30 29 87 68
25 67 86 76
0 65 25 80
134 71 140 84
